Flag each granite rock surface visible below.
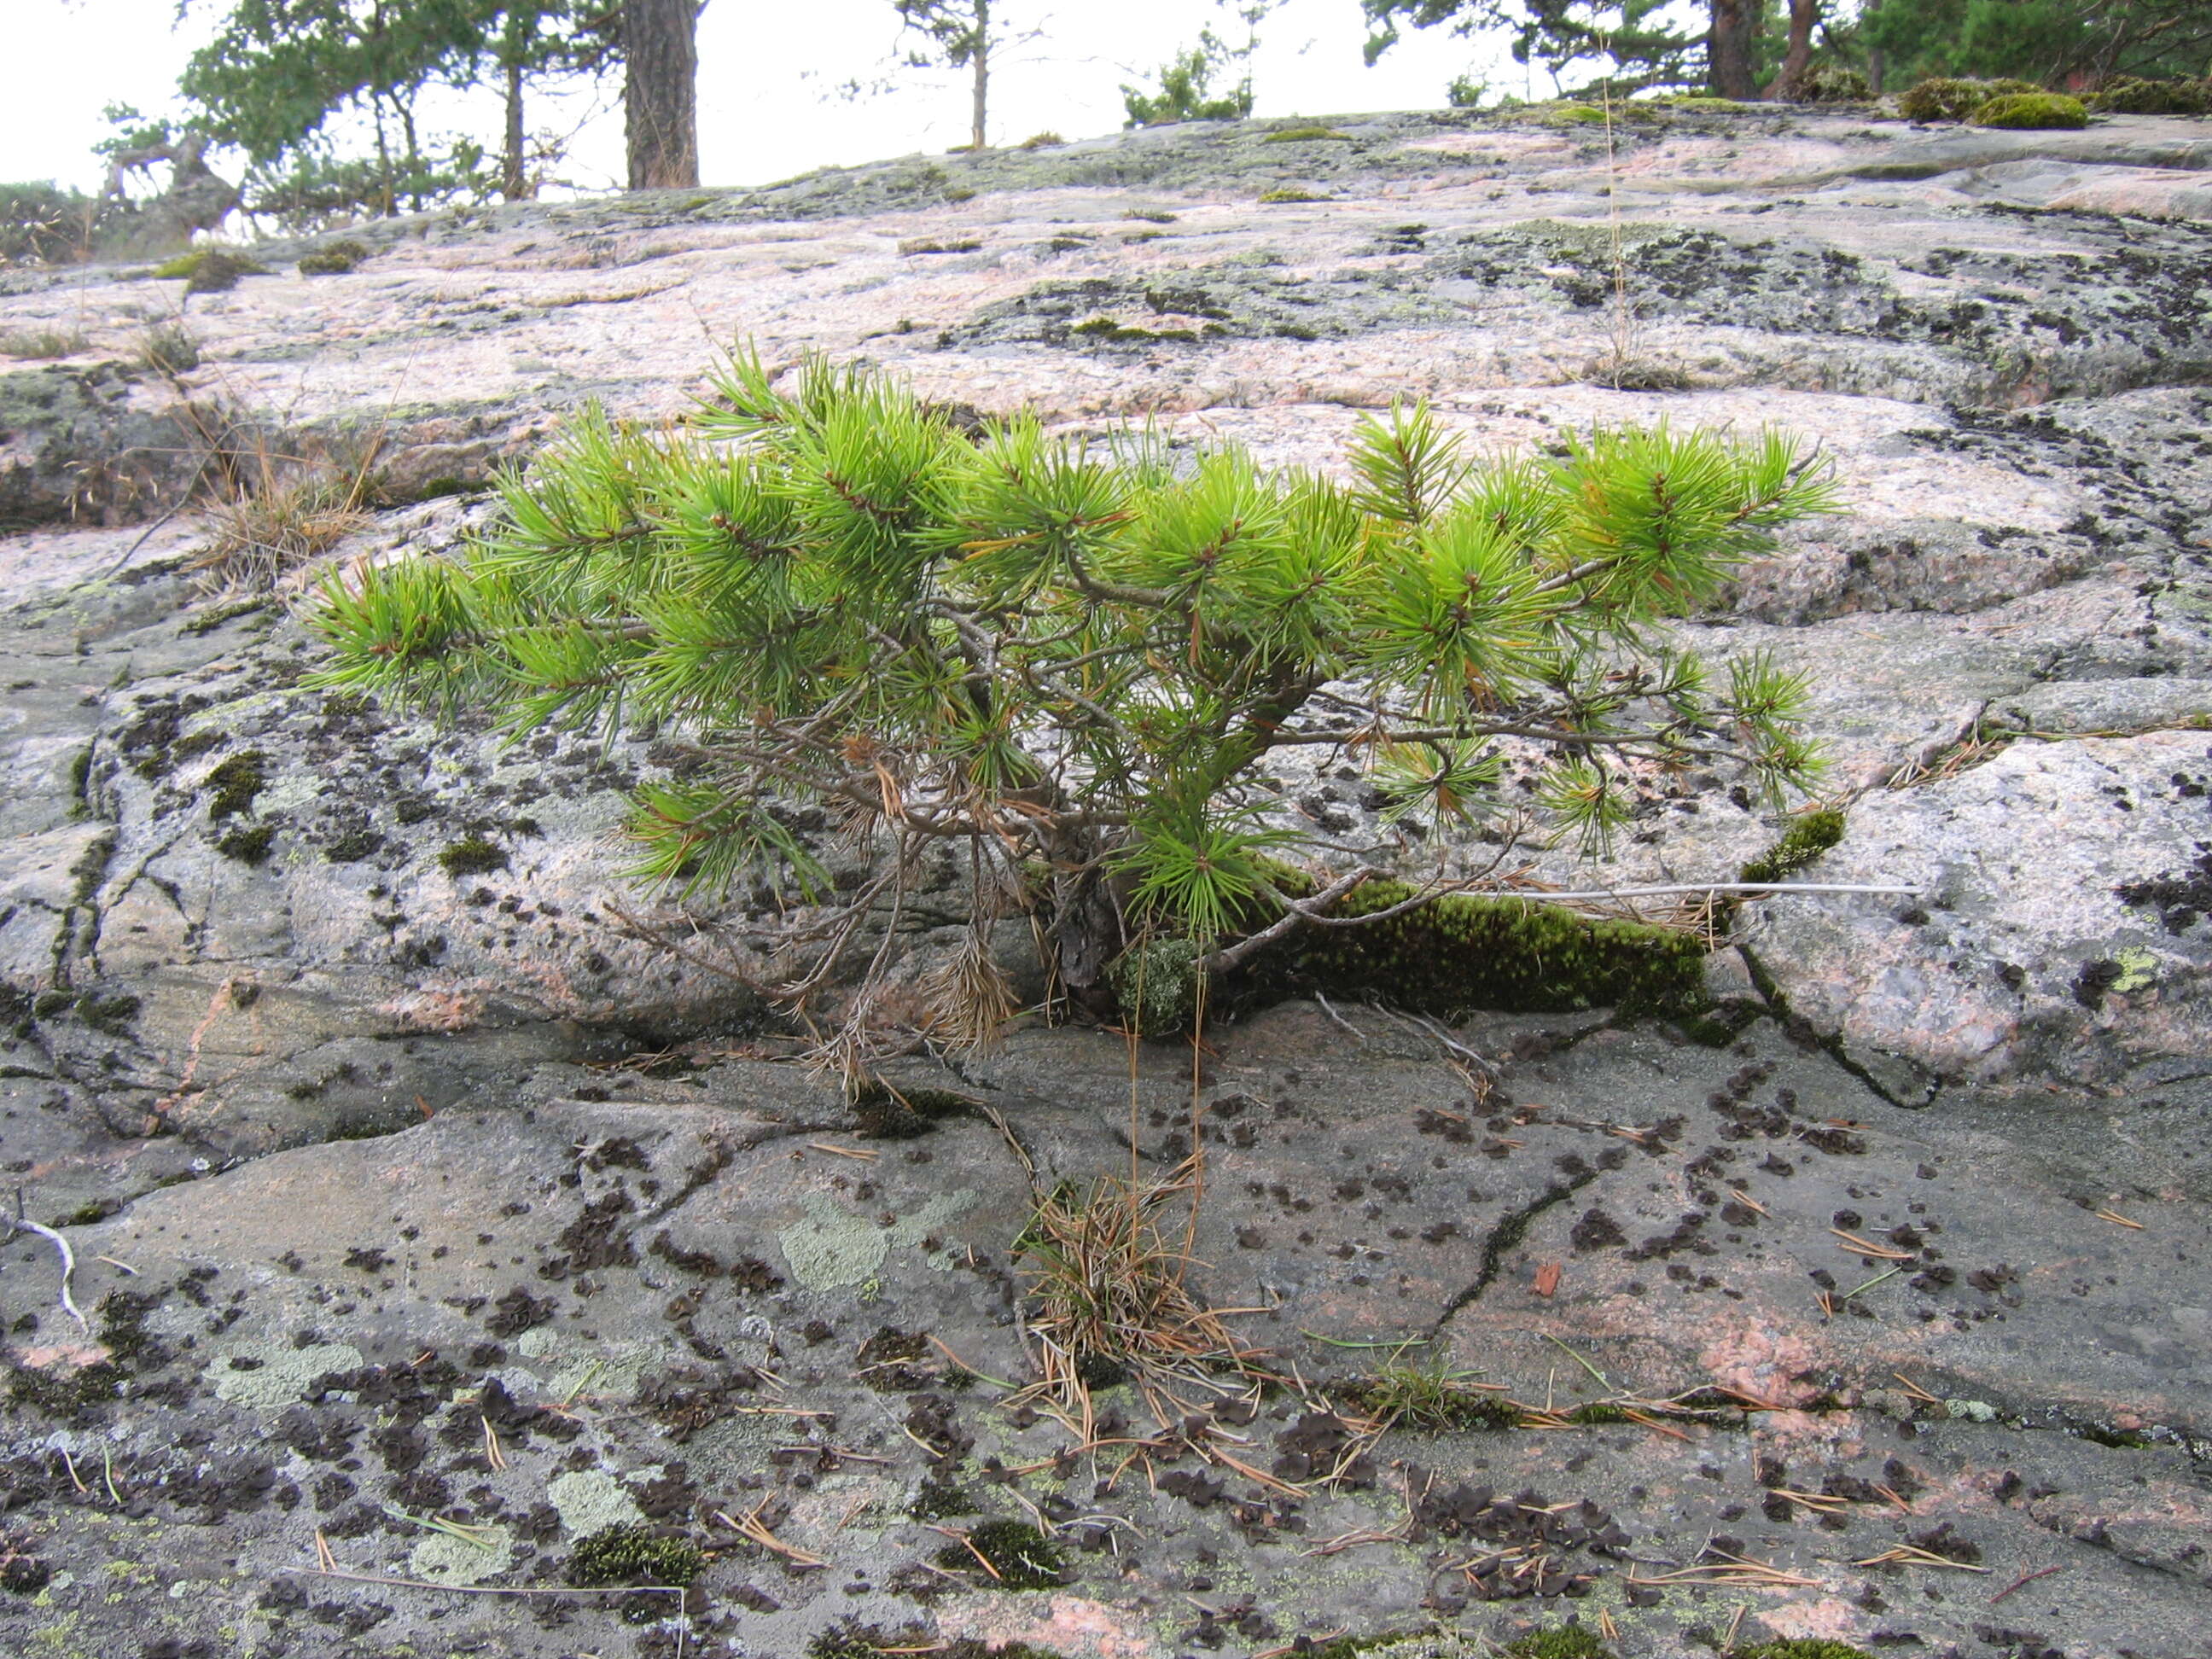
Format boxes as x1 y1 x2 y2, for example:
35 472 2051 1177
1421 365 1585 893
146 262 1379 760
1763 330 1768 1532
1 103 2209 1659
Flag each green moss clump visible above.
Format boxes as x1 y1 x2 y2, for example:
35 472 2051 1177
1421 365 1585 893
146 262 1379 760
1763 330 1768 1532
1973 91 2089 129
1121 209 1177 223
323 829 384 863
154 247 270 293
853 1080 981 1138
1737 1643 1873 1659
1503 1630 1617 1659
1240 869 1710 1023
1540 103 1610 125
203 750 268 820
6 1359 124 1419
1264 125 1353 143
217 823 277 865
1347 1367 1522 1431
565 1524 705 1587
1259 187 1326 203
1105 936 1204 1036
1071 316 1161 343
1787 64 1871 103
1740 806 1846 884
298 238 370 276
1109 867 1710 1036
439 835 508 876
2088 76 2212 114
934 1520 1066 1589
1896 77 2040 122
1661 96 1749 113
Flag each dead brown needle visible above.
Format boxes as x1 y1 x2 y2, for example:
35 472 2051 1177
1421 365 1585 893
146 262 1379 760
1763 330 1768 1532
807 1141 878 1161
2092 1208 2144 1229
1831 1228 1914 1260
1854 1545 1991 1572
481 1416 506 1472
923 1525 1004 1581
715 1505 828 1569
1890 1371 1944 1407
1725 1189 1769 1217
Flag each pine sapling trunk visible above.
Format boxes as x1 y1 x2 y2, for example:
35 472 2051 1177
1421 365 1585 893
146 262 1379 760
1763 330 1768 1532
970 0 992 150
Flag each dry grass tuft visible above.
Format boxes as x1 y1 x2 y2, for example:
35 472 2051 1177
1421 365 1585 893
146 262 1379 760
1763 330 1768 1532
0 327 87 360
193 466 373 592
1012 1166 1269 1431
920 931 1016 1051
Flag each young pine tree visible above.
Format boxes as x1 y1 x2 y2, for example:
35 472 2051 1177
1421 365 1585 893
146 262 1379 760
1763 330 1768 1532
308 349 1837 1075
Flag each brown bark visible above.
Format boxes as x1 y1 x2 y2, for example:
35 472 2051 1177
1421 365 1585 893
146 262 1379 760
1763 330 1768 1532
624 0 699 189
1769 0 1818 100
1708 0 1759 100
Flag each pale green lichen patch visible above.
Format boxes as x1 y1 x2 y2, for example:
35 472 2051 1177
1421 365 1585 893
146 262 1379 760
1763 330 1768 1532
210 1340 361 1409
2110 946 2159 994
777 1189 978 1292
548 1469 647 1536
408 1523 513 1586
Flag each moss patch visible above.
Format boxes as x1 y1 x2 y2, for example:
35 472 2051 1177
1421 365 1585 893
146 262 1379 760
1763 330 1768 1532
438 835 507 876
1740 806 1845 884
2088 76 2212 114
1342 1366 1521 1431
216 823 276 865
1263 125 1353 143
203 750 267 820
298 238 370 276
565 1524 704 1586
154 247 270 293
1259 187 1326 203
1897 77 2040 122
1737 1644 1873 1659
1974 92 2088 129
1232 869 1708 1025
933 1519 1065 1588
853 1080 983 1138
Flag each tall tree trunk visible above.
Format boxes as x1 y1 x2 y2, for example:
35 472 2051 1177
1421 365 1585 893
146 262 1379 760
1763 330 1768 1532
398 96 423 212
1770 0 1817 99
372 98 395 218
624 0 700 189
1708 0 1759 99
503 58 528 199
1863 0 1884 96
969 0 991 150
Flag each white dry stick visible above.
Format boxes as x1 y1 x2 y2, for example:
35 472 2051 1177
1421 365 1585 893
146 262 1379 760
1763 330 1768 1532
1483 882 1920 902
6 1216 89 1333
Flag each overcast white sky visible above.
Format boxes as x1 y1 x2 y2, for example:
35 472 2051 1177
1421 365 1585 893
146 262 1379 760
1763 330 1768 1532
8 0 1556 200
